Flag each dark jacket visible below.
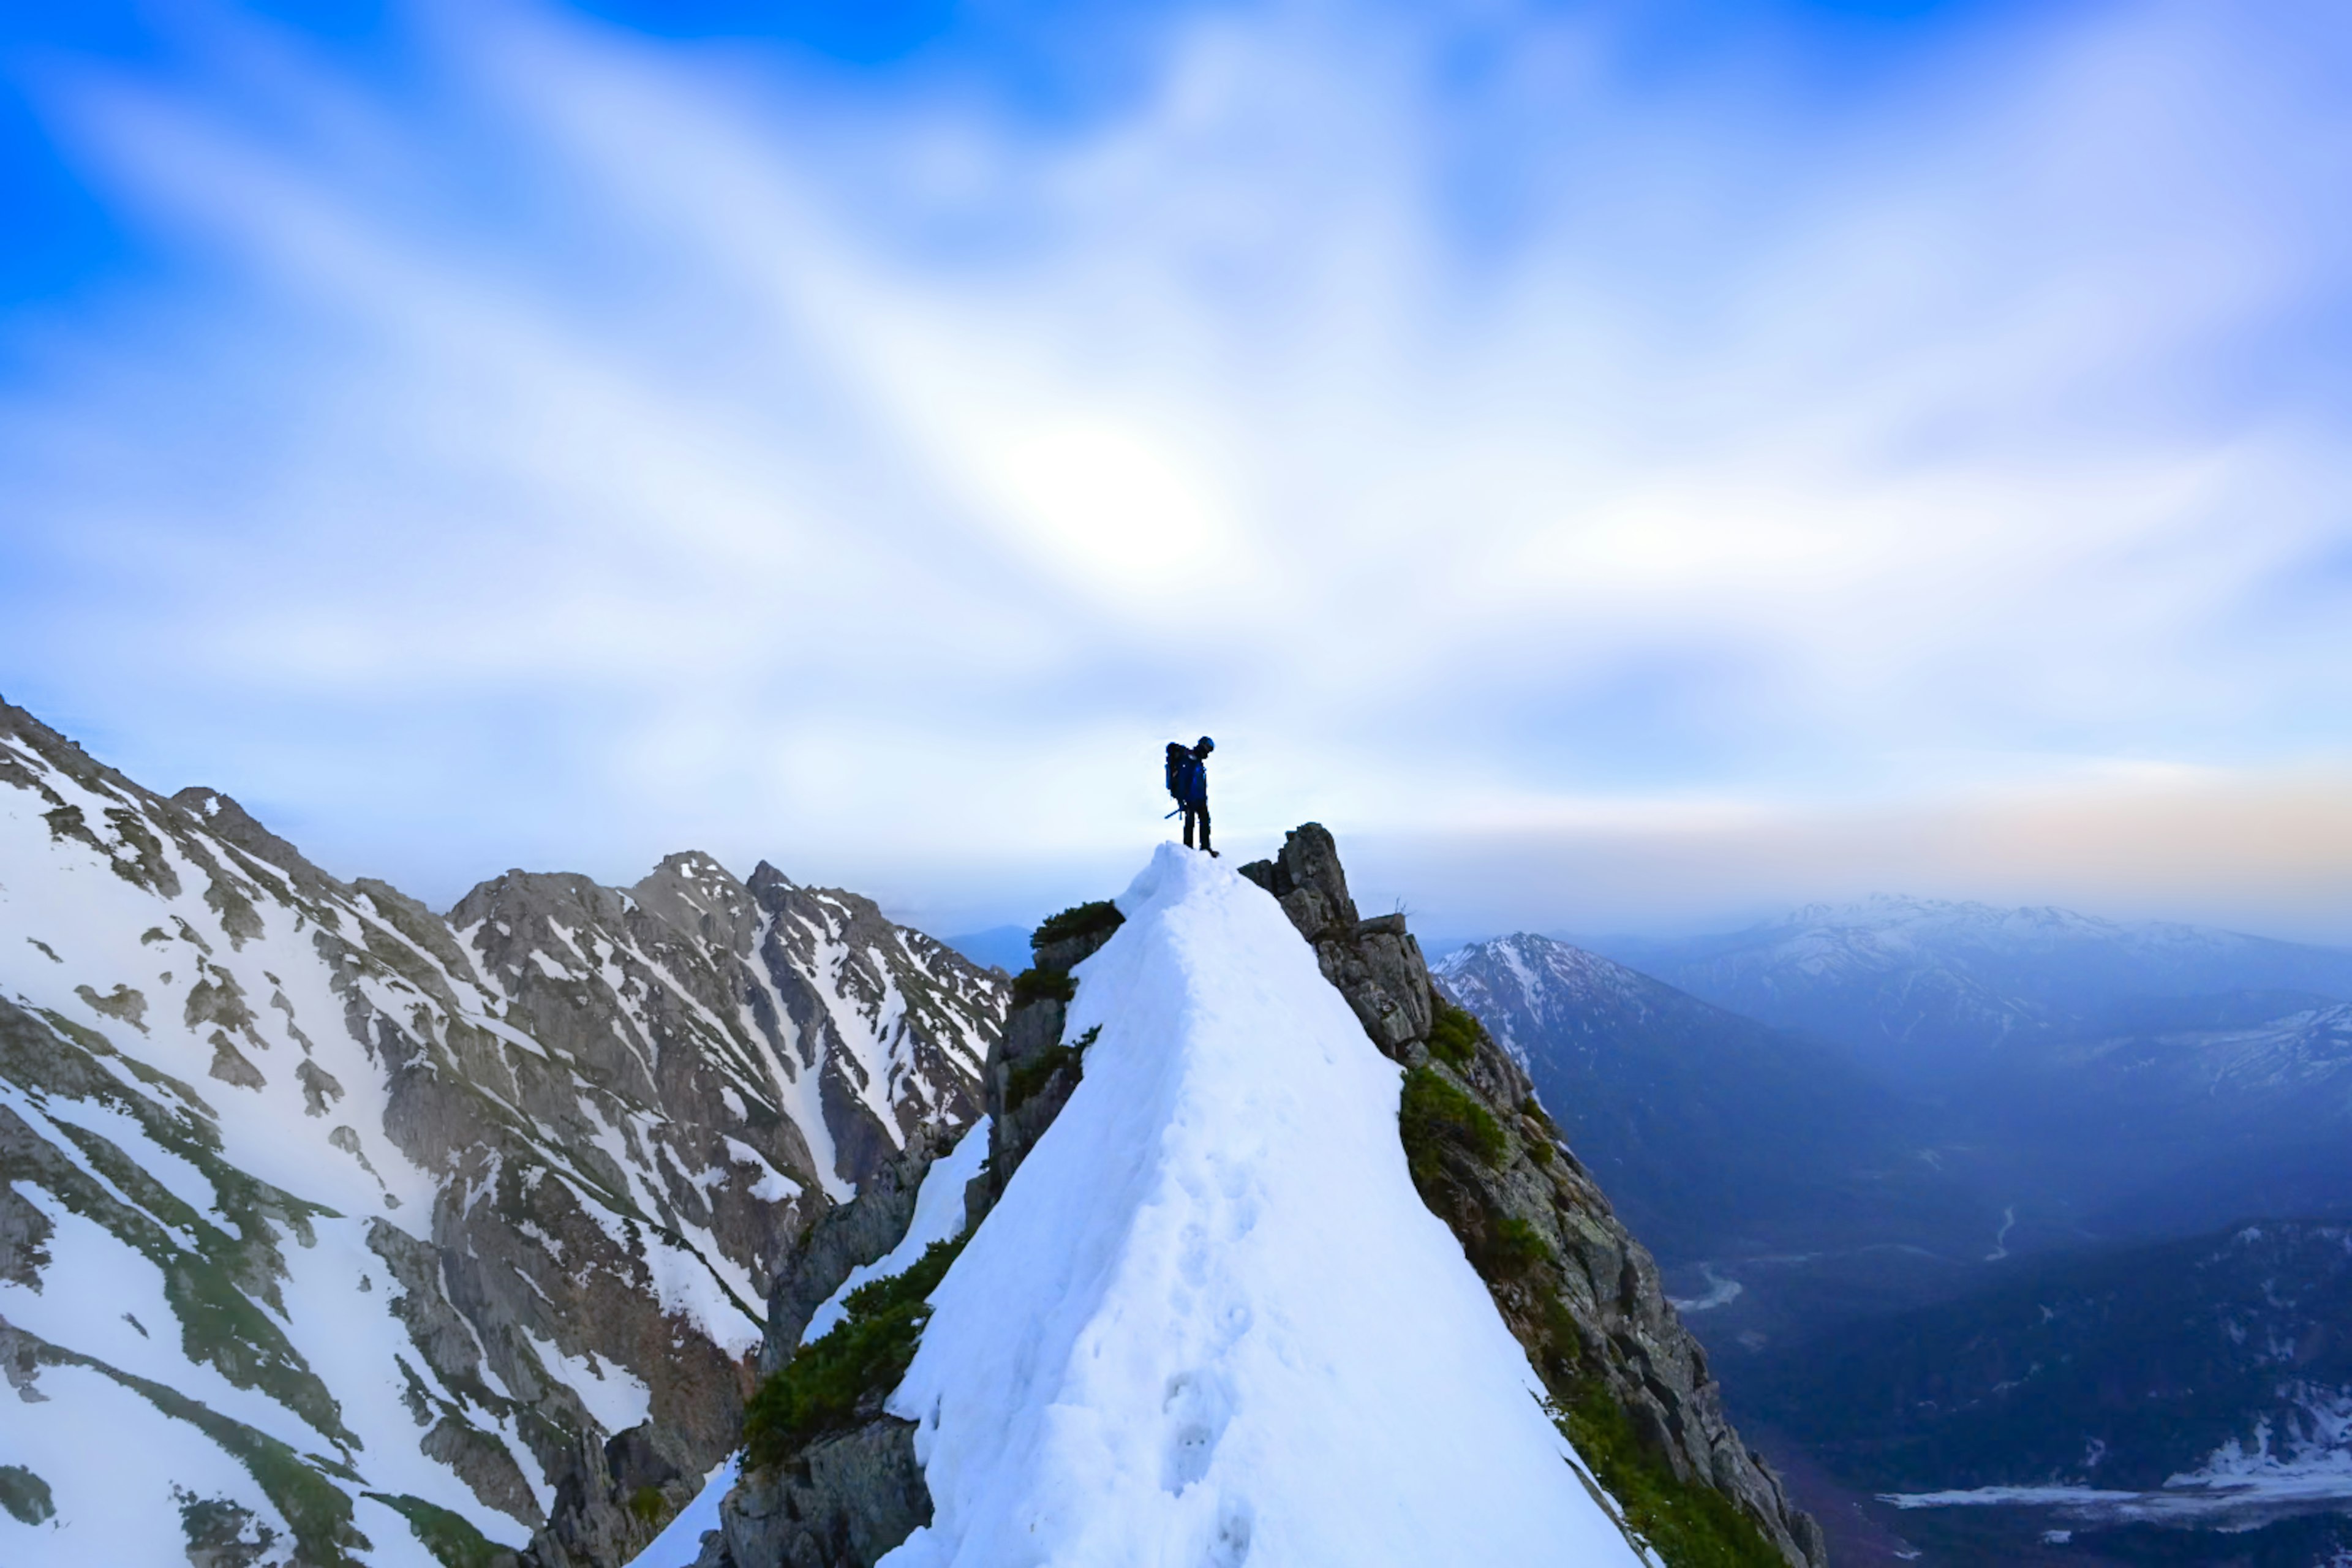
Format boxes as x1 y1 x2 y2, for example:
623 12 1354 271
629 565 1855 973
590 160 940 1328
1178 753 1208 805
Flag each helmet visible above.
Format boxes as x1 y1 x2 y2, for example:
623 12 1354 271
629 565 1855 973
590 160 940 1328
1196 736 1215 752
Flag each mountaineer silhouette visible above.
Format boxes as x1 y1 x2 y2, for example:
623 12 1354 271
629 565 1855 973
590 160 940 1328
1163 735 1217 856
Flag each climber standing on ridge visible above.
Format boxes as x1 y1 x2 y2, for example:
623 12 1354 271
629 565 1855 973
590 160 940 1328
1164 736 1217 857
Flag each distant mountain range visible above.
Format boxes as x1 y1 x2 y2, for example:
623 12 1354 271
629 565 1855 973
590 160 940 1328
1433 933 1981 1268
1563 895 2352 1256
1585 895 2352 1082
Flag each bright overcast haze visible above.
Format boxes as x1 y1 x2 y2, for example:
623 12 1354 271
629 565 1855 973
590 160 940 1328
3 1 2350 941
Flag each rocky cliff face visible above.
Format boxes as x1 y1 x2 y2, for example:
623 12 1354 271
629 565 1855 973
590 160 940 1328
1239 826 1826 1568
0 699 998 1567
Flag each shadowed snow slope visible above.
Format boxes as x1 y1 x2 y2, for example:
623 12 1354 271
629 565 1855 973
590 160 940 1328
881 845 1642 1567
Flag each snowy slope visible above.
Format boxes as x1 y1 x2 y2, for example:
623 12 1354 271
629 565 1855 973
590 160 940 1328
880 846 1644 1566
0 700 999 1566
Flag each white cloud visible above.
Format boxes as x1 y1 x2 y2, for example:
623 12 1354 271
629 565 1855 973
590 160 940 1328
2 0 2348 931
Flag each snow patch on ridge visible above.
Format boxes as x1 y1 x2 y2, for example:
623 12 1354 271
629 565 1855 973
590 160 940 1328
627 1454 741 1568
802 1116 992 1346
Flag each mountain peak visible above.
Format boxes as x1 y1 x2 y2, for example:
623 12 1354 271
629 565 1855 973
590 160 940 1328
0 701 1001 1564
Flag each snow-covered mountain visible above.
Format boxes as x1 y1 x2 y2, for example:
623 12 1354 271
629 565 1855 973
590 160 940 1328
678 828 1825 1568
0 699 1000 1566
2024 1000 2352 1117
1590 894 2352 1079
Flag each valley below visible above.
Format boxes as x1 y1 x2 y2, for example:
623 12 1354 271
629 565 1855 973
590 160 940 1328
1447 909 2352 1566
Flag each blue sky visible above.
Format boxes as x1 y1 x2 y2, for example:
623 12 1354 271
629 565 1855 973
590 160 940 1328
4 0 2351 940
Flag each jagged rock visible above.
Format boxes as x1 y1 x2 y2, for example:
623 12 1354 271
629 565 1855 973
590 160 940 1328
973 917 1121 1210
0 1183 53 1288
425 1412 546 1527
760 1124 954 1374
717 1419 930 1568
206 1032 266 1089
1241 825 1433 1056
1236 823 1357 940
177 1493 278 1567
295 1058 344 1115
72 982 146 1031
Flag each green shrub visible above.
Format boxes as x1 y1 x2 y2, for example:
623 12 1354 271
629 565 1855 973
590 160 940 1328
1553 1386 1785 1568
1398 1066 1506 1189
1528 1139 1556 1167
1520 1095 1559 1136
1009 967 1077 1007
0 1466 53 1526
366 1491 507 1568
1427 1003 1483 1068
744 1237 967 1469
1007 1027 1098 1110
1487 1215 1551 1275
628 1485 667 1526
1031 900 1125 951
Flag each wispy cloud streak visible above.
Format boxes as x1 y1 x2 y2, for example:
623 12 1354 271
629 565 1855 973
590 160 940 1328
1 1 2348 931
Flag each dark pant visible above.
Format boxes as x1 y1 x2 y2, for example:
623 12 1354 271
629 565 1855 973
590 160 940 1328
1182 801 1211 851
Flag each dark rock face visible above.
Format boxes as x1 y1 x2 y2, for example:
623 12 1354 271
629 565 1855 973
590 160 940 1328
1242 824 1827 1568
710 1420 930 1568
758 1125 956 1376
708 1144 945 1568
970 914 1121 1218
1237 824 1433 1054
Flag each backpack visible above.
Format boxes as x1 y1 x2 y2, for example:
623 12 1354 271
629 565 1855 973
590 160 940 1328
1164 742 1194 804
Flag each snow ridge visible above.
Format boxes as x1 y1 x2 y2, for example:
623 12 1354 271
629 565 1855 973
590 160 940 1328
879 845 1640 1567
